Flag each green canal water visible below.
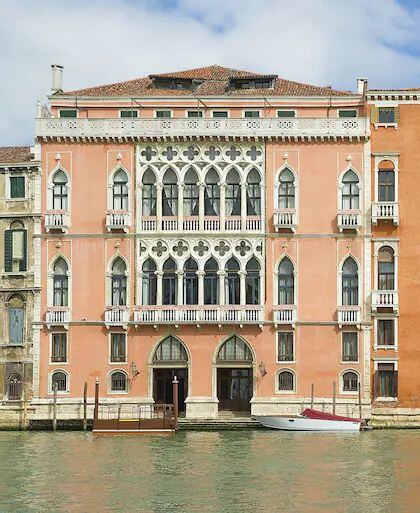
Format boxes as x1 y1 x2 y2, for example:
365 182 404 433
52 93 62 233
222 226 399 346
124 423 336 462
0 430 419 513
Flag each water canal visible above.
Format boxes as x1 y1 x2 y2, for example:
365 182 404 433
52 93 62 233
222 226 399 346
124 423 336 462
1 430 419 513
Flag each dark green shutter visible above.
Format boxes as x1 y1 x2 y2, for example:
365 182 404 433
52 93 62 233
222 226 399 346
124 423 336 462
20 230 27 271
4 230 12 272
10 177 25 198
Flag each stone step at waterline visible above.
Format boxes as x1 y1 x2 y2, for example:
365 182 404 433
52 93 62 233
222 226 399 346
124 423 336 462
178 417 263 430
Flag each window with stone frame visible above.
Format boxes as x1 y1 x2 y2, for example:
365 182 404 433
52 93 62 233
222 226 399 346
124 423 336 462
51 333 67 363
110 333 127 363
9 176 25 199
4 220 27 272
342 332 358 362
277 332 294 362
377 319 395 346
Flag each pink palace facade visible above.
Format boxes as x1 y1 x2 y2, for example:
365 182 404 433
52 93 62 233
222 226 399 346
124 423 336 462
32 65 372 419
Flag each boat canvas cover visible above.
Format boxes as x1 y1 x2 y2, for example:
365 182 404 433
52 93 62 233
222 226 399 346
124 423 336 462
302 409 361 423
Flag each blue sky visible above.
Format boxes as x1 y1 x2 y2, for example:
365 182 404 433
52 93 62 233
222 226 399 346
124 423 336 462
1 0 420 146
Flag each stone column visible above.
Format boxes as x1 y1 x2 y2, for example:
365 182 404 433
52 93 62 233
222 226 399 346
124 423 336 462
156 182 163 231
198 182 205 231
219 182 226 231
155 270 163 306
239 270 247 306
197 270 205 306
177 182 184 231
240 181 247 231
218 270 226 305
176 270 184 306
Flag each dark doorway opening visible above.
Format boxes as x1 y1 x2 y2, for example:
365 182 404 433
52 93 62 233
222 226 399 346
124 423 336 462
153 368 188 413
217 368 253 412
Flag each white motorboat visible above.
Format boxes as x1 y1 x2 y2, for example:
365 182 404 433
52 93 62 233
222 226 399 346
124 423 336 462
256 408 364 432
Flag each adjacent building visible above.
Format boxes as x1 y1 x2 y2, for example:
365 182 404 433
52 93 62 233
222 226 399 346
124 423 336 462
0 146 41 426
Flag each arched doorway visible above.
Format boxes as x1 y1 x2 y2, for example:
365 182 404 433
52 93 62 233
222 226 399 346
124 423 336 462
152 336 189 413
216 335 254 412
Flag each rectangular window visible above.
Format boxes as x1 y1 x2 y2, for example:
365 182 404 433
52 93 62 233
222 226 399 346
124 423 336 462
8 308 24 345
4 229 27 272
110 333 127 363
277 332 294 361
277 110 296 118
377 320 395 346
338 110 357 118
187 111 203 118
244 111 260 118
212 111 229 118
378 170 395 202
120 110 138 118
51 333 67 363
342 332 358 362
59 110 77 118
10 176 25 199
377 363 398 398
156 110 172 118
378 107 395 124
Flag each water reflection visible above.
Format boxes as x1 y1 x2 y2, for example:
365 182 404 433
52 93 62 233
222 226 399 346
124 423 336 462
0 430 419 513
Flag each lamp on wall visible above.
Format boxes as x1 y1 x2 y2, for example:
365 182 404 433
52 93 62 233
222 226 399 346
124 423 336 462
259 361 267 377
130 361 139 378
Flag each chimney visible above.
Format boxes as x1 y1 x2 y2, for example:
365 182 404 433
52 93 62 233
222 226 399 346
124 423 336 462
357 78 367 95
51 65 64 94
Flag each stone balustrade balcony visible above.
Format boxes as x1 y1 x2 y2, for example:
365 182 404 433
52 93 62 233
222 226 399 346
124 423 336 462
106 211 131 232
273 305 297 326
372 202 399 226
133 305 264 325
104 307 129 328
46 307 70 329
337 306 361 326
140 215 261 233
273 209 297 232
337 210 362 232
35 117 369 141
45 211 70 233
371 290 399 313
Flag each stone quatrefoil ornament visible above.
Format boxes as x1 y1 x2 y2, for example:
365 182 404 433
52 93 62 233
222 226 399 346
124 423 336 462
141 146 157 161
246 146 262 161
162 146 178 161
204 145 221 161
236 240 251 256
183 146 200 161
193 241 209 256
173 241 188 256
215 241 230 257
152 241 167 257
226 145 241 161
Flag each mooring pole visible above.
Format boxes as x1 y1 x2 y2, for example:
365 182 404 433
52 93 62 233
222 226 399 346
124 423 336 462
310 383 314 410
358 382 362 419
332 381 336 415
172 375 179 430
52 383 58 431
83 382 88 432
93 378 99 424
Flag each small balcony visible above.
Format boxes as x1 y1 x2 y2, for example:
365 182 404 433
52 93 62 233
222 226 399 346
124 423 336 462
133 305 264 325
337 210 362 232
45 211 70 232
46 307 70 329
106 211 131 232
273 305 297 327
372 202 399 226
372 290 399 313
337 306 361 326
104 307 129 328
274 209 297 232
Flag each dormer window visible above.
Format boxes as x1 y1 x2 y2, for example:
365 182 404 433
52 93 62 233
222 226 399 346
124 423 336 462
153 78 193 90
233 79 273 89
120 110 138 118
379 107 395 124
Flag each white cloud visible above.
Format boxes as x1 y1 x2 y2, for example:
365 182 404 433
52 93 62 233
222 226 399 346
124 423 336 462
1 0 420 145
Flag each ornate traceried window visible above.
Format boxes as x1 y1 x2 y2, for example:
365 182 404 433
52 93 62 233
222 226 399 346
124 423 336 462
111 257 127 306
142 168 157 216
53 258 68 307
341 170 359 210
52 169 68 210
342 257 358 306
183 168 199 216
245 257 260 305
246 169 261 216
226 169 241 216
162 258 177 305
343 371 359 392
278 257 294 305
278 168 295 209
162 169 178 216
183 257 198 305
217 336 253 362
225 258 240 305
204 258 219 305
112 169 128 210
153 336 188 362
378 247 395 290
142 258 157 306
204 168 220 215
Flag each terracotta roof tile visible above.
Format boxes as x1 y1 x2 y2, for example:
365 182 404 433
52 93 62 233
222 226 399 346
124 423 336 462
0 146 34 164
61 65 354 98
